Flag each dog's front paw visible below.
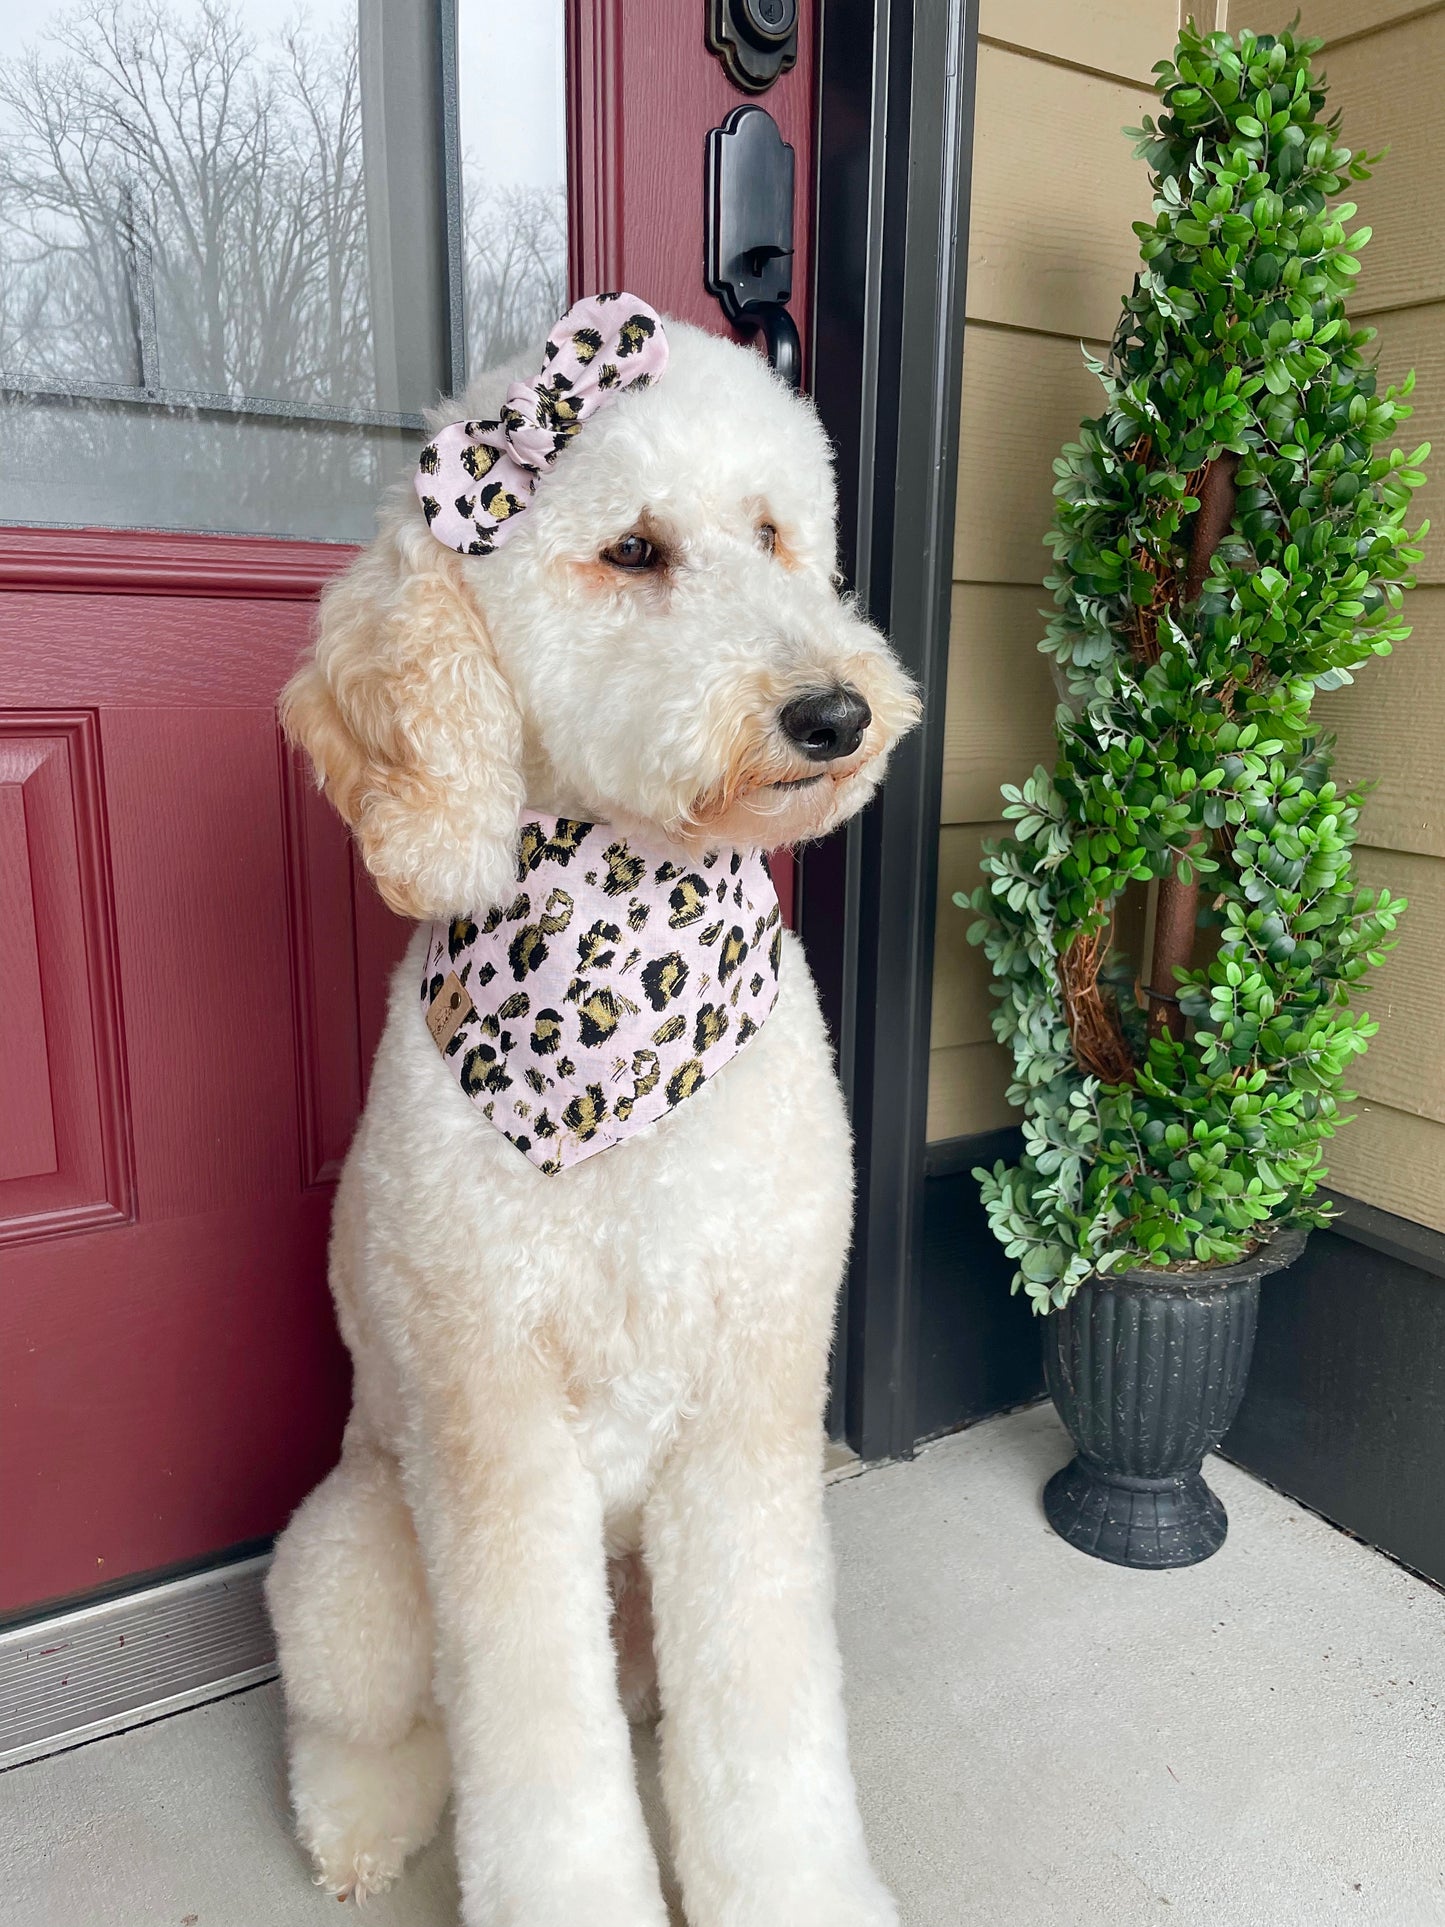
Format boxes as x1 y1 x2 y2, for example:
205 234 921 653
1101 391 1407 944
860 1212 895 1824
289 1718 449 1901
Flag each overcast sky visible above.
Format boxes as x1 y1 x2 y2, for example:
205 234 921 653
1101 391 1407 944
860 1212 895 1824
0 1 567 193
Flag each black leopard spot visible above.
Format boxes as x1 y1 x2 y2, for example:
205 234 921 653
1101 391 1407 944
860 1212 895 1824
534 1110 557 1138
642 952 689 1009
425 971 444 1005
509 926 549 980
716 879 728 902
518 819 593 873
736 1013 759 1047
627 900 650 931
615 1095 634 1121
665 1059 706 1107
652 1013 686 1046
654 861 680 883
453 492 476 520
562 1084 608 1140
603 843 647 897
577 919 621 970
729 852 742 874
475 960 495 987
702 852 719 869
448 917 478 960
668 876 709 927
572 326 603 362
576 987 625 1047
597 362 620 389
717 927 749 983
524 1067 548 1094
693 1004 729 1053
497 992 530 1021
699 921 723 946
769 928 784 976
460 1047 511 1096
479 481 525 520
750 972 764 996
618 313 656 356
418 443 440 475
419 495 442 525
538 888 574 935
557 1055 576 1077
460 442 499 481
530 1010 563 1055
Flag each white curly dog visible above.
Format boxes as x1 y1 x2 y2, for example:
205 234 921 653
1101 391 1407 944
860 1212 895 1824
267 306 918 1927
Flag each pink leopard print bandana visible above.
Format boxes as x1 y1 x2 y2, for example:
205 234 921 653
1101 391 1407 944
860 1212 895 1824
414 293 669 555
421 815 783 1173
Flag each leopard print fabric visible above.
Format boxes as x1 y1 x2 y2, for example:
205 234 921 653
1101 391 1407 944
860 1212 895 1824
421 815 783 1174
414 293 668 556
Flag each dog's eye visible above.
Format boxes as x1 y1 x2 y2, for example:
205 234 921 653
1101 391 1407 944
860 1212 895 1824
602 533 658 571
757 522 778 556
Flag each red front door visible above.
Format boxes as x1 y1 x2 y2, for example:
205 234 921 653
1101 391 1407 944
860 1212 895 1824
0 0 814 1620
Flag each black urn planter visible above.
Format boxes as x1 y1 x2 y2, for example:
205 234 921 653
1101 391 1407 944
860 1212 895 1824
1042 1228 1306 1569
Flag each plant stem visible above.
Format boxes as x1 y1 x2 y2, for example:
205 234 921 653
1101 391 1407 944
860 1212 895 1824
1147 451 1240 1041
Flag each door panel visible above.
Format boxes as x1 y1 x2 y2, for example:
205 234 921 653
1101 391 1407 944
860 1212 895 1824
0 545 399 1615
0 713 130 1242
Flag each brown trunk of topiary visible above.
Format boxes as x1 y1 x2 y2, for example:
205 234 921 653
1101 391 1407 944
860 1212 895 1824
1146 451 1240 1042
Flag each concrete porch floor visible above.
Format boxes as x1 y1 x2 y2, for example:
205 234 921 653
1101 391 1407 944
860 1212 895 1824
1 1403 1441 1927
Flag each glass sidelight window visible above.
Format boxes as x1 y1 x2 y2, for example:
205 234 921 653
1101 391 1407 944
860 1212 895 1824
0 0 567 541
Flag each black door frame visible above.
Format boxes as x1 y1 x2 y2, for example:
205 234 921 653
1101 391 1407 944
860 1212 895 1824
805 0 978 1461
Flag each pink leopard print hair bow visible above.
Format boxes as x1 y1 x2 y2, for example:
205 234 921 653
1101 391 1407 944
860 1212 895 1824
414 292 669 555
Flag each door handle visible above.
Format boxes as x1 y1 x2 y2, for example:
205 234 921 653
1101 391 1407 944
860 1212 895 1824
704 105 801 390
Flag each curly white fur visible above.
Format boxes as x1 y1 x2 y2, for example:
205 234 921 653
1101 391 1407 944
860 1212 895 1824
267 321 918 1926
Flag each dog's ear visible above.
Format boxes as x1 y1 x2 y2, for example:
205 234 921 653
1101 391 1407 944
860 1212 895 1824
281 521 525 919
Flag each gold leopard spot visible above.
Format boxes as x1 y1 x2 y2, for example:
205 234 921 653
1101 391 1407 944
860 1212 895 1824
530 1010 563 1055
693 1004 729 1053
539 888 575 935
641 952 689 1010
667 876 708 927
717 927 749 983
562 1084 609 1140
665 1058 706 1107
480 482 526 520
508 925 549 980
652 1013 686 1046
603 843 647 897
576 987 624 1047
618 314 657 356
460 442 499 481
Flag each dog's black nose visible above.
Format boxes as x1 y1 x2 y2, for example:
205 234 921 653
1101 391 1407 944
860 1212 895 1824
778 687 872 762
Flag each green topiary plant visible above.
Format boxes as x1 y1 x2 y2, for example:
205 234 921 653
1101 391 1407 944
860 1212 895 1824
963 19 1429 1312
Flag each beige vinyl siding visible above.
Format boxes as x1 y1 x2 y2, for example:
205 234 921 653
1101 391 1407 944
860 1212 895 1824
929 4 1178 1141
1284 0 1445 1228
934 0 1445 1235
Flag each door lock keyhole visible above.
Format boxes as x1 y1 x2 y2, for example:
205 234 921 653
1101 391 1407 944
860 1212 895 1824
706 0 799 94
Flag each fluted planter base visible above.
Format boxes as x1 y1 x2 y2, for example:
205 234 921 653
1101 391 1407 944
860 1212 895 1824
1042 1229 1307 1570
1043 1458 1227 1568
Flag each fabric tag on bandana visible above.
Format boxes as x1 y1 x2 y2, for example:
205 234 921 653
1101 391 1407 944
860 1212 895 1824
420 815 783 1173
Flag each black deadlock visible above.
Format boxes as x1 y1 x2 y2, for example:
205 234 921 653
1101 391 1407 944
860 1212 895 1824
706 0 798 94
